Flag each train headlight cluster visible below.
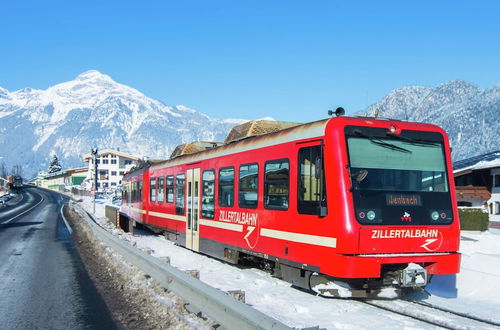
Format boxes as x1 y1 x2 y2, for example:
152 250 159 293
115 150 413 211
430 210 452 224
357 209 382 224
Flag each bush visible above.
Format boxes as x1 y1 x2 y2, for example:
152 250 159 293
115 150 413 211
459 208 489 231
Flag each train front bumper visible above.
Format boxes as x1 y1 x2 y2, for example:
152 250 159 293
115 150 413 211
322 252 461 279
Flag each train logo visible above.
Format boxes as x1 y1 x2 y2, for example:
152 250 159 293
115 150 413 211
401 212 412 222
218 210 260 248
244 222 260 248
420 231 443 252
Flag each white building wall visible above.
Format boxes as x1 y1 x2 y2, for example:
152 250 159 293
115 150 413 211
86 151 138 192
489 168 500 222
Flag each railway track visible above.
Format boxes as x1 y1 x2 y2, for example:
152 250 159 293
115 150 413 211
363 299 500 329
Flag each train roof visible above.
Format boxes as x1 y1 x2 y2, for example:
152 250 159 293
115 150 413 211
124 116 447 175
150 119 329 172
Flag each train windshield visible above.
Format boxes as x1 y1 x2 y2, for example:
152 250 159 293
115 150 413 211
345 126 453 226
347 137 448 193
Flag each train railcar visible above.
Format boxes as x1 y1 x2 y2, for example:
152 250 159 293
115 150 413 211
12 176 23 189
120 116 461 298
7 175 23 190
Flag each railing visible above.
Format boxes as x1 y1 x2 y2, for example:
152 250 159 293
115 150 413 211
74 205 290 330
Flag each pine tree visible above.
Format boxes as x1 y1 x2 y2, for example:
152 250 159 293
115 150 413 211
48 155 62 173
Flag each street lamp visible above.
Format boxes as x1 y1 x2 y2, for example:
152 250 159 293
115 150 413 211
91 148 98 214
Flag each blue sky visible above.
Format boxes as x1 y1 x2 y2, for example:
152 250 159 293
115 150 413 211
1 1 499 122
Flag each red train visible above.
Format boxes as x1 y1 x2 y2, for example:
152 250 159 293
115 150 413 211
120 116 461 298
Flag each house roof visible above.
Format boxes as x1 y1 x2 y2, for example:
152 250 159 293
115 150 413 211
82 149 140 162
66 167 88 175
453 150 500 173
456 186 491 200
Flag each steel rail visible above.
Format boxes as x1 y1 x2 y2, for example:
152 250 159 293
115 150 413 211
413 301 500 328
363 299 499 330
73 204 290 330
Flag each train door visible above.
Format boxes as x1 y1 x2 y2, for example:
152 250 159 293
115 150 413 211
186 168 201 251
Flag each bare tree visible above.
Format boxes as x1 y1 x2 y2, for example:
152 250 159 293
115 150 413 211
11 164 23 177
0 161 6 177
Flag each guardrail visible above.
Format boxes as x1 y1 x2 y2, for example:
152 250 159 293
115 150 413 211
74 204 291 330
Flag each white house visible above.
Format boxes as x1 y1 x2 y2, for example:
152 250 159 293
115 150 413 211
82 149 140 192
454 151 500 222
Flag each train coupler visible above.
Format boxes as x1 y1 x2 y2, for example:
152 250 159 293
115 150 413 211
400 263 428 287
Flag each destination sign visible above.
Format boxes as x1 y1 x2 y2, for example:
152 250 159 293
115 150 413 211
386 194 421 206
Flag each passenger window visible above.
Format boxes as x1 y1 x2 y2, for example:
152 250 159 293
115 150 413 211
176 174 185 215
239 163 258 209
219 167 234 207
166 175 174 203
139 181 143 201
150 178 156 202
298 146 326 215
264 160 289 210
157 176 165 202
202 170 215 219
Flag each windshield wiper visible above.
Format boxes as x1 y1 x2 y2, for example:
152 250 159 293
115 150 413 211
354 129 412 153
386 132 439 147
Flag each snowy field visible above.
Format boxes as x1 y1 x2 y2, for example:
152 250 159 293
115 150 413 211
77 197 500 329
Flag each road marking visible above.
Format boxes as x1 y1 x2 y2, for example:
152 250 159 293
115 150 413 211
1 193 44 225
60 204 73 234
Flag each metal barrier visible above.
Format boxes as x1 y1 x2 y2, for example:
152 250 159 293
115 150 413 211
74 204 290 330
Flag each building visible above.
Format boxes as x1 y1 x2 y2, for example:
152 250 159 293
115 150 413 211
82 149 140 192
453 151 500 222
35 167 88 190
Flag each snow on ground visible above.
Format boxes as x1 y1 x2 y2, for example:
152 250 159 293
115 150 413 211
77 196 500 329
425 228 500 323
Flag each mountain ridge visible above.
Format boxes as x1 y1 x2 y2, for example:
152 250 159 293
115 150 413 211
0 72 498 178
357 80 499 161
0 71 245 177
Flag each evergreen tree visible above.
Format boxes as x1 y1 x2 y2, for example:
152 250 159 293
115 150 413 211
48 155 62 173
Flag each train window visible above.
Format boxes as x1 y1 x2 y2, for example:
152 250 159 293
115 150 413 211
133 181 139 202
202 170 215 218
219 167 234 207
157 176 165 202
139 180 143 202
298 146 327 215
264 159 289 210
239 163 258 209
176 174 185 215
166 175 174 203
150 178 157 202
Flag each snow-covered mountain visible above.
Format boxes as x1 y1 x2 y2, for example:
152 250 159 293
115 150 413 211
0 70 244 177
357 80 500 161
0 72 498 178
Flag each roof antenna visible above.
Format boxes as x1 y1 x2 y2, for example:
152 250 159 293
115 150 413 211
328 107 345 117
373 108 380 118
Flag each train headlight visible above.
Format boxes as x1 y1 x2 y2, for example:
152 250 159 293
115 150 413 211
431 211 439 221
367 210 376 221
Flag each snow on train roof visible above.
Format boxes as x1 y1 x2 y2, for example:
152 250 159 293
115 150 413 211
150 119 329 171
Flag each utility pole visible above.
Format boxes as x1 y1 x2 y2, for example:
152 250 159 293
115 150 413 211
91 148 98 214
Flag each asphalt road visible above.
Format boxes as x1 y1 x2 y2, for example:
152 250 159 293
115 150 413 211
0 186 117 329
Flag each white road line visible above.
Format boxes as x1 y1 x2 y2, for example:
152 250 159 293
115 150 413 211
1 193 44 225
60 204 73 234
